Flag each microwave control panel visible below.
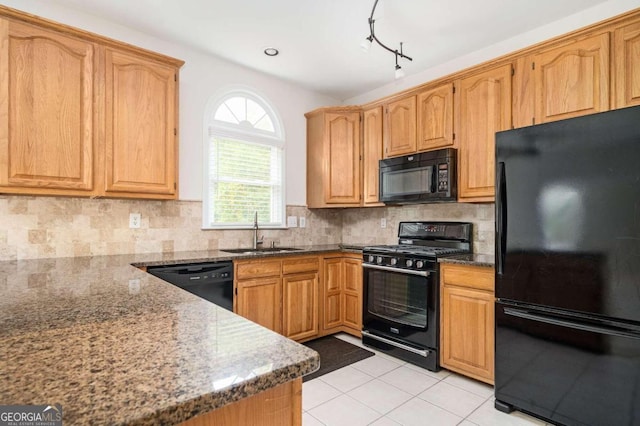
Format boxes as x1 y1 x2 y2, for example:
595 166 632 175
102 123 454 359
437 163 449 192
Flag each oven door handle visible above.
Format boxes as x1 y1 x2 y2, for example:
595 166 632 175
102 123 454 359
362 330 431 358
363 263 431 277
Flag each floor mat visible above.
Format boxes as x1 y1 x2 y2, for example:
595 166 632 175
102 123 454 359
302 335 375 382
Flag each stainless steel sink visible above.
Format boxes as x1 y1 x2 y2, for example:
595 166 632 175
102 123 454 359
220 247 303 254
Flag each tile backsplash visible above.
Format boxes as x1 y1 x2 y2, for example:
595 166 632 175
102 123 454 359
0 196 494 261
341 203 495 255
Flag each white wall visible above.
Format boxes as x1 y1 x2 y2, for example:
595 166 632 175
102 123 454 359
0 0 338 205
345 0 640 104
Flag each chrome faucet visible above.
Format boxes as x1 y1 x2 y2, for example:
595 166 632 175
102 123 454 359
252 211 264 249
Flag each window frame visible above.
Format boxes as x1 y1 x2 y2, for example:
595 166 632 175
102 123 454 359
202 86 286 230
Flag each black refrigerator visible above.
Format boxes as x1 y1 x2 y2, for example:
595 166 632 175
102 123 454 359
495 105 640 426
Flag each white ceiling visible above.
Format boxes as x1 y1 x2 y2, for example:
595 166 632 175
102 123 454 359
47 0 609 100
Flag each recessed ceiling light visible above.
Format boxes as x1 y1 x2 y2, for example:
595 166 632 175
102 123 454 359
264 47 279 57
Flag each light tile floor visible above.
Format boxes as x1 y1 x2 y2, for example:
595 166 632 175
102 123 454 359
303 333 552 426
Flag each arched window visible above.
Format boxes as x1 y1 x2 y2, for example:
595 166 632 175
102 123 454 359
203 88 285 228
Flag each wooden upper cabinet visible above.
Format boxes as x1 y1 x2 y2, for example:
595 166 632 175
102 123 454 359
0 8 183 199
324 112 361 204
362 106 383 205
417 83 454 151
0 20 95 194
615 21 640 108
456 64 512 202
532 33 610 124
104 49 178 198
306 108 362 208
384 95 416 158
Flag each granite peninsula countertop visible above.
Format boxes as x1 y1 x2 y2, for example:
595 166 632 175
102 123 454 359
0 248 345 425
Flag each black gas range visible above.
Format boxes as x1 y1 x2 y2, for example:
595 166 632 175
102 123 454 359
362 222 472 371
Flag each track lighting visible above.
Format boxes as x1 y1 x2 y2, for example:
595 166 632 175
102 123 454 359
362 0 412 79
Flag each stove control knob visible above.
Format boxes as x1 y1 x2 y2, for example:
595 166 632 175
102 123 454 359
377 256 383 264
405 259 414 268
367 255 375 263
416 260 424 269
390 258 398 266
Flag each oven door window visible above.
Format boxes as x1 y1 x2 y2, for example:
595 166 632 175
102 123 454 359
382 166 433 197
367 269 428 329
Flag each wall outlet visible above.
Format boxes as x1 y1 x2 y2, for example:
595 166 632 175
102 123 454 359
381 218 387 228
128 279 140 294
299 216 306 228
287 216 298 227
129 213 141 229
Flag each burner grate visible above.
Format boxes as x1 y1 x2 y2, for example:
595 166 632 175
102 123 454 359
364 245 468 257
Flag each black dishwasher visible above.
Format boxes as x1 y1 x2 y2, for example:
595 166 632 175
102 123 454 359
147 261 233 311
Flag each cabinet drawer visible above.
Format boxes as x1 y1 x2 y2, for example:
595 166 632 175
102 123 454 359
236 259 282 279
283 256 319 275
441 264 494 291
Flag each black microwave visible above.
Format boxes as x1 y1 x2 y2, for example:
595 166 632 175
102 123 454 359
379 148 457 204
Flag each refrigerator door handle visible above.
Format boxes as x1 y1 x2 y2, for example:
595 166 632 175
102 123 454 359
503 307 640 340
496 161 507 275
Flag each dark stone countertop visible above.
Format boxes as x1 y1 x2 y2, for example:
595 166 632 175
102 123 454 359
438 253 495 267
0 246 361 425
130 244 353 267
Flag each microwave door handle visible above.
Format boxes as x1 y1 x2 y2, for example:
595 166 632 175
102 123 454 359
431 165 437 193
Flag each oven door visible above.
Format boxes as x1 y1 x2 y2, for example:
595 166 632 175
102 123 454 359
362 264 437 350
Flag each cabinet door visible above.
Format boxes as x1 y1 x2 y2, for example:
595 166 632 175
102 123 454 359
457 64 512 202
384 96 416 158
324 112 361 204
362 106 383 205
441 285 494 384
615 21 640 108
104 49 177 198
322 258 343 330
236 277 282 334
417 83 454 151
343 257 362 332
0 20 95 193
533 33 610 123
283 272 319 341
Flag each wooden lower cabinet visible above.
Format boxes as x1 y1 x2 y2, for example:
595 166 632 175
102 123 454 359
235 253 362 341
235 256 320 341
322 257 344 330
180 378 302 426
343 257 363 332
320 253 363 337
283 272 319 341
236 276 283 334
440 263 495 384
